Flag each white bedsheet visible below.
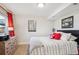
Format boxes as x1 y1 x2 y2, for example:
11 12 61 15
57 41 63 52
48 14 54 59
30 36 78 55
30 37 50 52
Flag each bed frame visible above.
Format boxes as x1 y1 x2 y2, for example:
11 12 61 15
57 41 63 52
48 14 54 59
57 30 79 45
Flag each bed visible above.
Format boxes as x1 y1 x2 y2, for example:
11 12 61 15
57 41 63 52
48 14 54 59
29 30 79 55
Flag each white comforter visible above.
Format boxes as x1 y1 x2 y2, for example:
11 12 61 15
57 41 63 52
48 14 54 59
30 37 78 55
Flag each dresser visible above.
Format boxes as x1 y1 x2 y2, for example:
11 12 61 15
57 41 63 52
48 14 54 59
0 37 17 55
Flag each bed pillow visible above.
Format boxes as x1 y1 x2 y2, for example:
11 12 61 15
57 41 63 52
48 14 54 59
50 33 61 40
50 34 53 39
69 35 77 41
60 32 71 41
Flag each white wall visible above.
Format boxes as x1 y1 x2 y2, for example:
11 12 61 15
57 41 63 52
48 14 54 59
0 6 7 16
52 12 79 30
13 15 53 44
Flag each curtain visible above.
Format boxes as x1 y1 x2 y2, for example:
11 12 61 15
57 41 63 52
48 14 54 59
7 12 15 37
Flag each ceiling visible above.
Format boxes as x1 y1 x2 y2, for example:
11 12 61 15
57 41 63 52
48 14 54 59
2 3 71 18
49 3 79 20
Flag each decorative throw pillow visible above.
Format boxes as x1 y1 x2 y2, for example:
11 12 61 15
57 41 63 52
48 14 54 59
50 34 54 39
50 33 61 40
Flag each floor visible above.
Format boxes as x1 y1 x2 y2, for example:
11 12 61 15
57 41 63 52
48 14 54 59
14 44 29 55
14 44 79 55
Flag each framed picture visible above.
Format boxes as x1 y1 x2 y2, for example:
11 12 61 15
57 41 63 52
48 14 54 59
28 20 36 32
61 16 73 28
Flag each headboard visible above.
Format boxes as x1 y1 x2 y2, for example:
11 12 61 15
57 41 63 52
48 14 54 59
57 30 79 45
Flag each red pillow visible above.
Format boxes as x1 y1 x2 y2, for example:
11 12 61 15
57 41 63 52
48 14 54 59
50 33 61 40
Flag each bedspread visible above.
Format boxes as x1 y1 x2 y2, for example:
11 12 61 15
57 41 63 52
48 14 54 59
30 37 78 55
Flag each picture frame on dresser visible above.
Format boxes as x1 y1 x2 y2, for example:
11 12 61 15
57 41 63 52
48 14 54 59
61 16 74 28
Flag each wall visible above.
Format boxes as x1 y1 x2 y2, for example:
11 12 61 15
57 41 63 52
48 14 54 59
13 15 53 44
0 6 7 16
52 12 79 30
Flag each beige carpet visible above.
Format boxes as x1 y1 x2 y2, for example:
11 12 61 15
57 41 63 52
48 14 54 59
14 45 29 55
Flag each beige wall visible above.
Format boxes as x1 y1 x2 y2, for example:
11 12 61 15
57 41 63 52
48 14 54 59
13 15 53 44
52 11 79 30
0 6 7 16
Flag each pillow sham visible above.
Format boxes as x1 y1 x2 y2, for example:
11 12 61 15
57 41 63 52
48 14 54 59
69 35 77 41
50 34 53 39
61 32 71 41
50 32 71 41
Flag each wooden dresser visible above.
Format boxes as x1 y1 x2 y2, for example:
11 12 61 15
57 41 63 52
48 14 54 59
0 41 5 54
0 37 17 55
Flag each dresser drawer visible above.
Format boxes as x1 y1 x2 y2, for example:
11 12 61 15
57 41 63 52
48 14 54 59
0 41 5 55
